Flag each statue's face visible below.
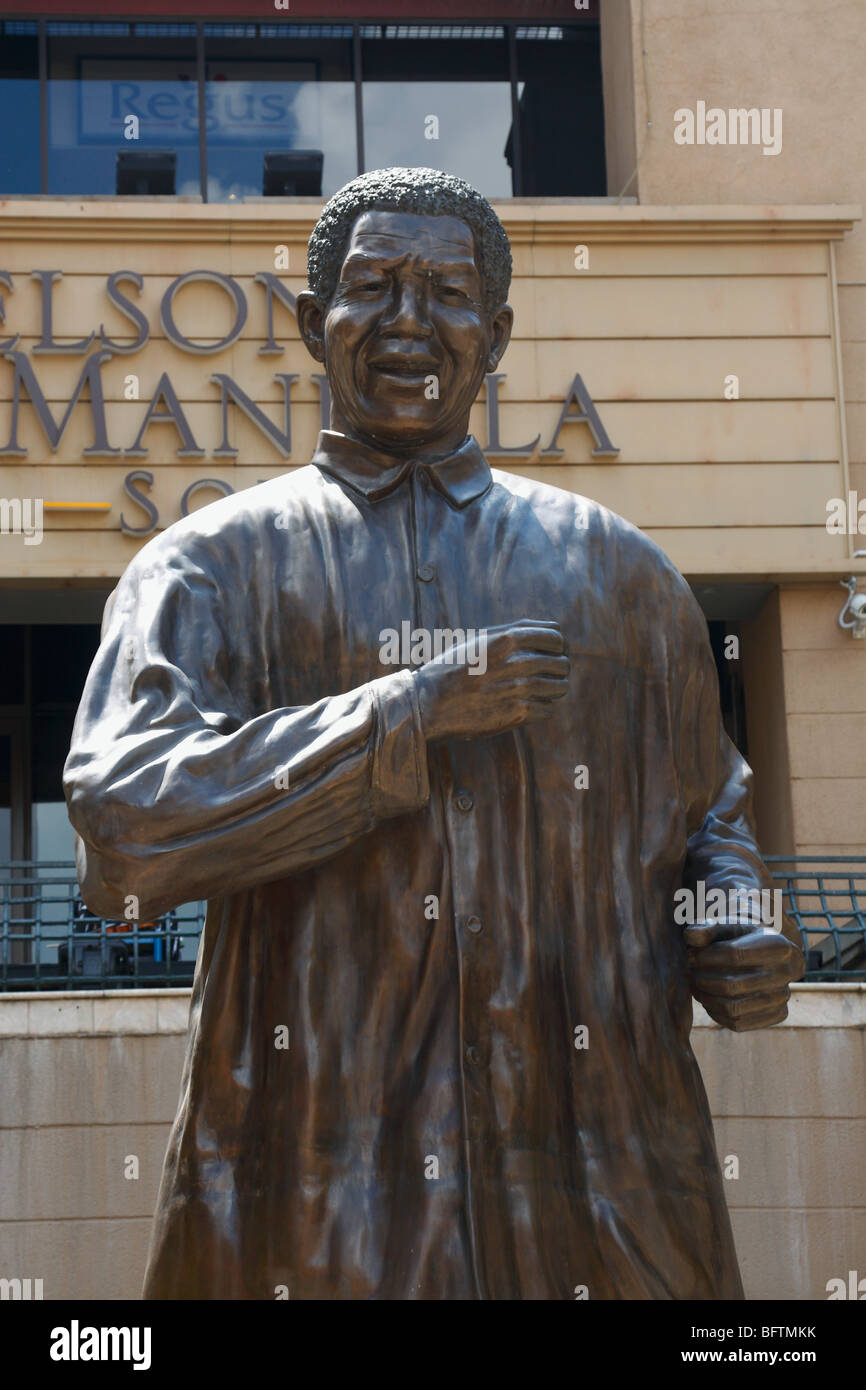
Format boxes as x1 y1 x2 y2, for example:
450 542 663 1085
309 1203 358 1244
300 209 512 456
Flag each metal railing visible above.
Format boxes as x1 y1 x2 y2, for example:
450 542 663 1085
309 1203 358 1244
0 863 204 992
1 858 864 991
766 857 866 981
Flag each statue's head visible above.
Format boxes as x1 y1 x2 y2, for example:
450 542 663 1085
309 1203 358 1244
297 167 514 458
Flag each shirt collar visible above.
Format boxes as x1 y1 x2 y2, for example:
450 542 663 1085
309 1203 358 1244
312 430 492 508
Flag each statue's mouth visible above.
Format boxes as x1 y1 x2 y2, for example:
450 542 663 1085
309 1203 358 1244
368 353 439 383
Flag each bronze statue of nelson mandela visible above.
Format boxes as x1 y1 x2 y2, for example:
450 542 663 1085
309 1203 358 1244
64 167 803 1300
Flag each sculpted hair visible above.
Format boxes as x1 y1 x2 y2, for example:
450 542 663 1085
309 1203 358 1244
307 166 513 314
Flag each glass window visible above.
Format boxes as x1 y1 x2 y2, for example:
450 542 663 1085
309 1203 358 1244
24 20 609 203
203 24 357 202
361 25 513 197
0 627 26 704
29 625 100 935
0 734 11 862
31 623 98 870
31 624 99 710
0 624 206 982
0 21 40 194
708 620 748 756
46 22 201 197
31 798 77 932
513 24 606 195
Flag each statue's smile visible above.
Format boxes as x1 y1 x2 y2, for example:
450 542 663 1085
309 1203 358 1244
368 352 438 372
367 349 440 385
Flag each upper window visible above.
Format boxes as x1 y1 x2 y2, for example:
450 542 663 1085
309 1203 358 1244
0 22 40 194
361 25 513 197
46 22 200 197
513 25 606 196
202 23 357 201
0 16 606 200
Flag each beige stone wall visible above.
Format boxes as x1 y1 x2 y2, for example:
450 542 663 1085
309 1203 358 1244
622 0 866 503
600 0 637 198
0 987 862 1302
0 200 858 587
602 0 866 857
742 578 866 856
779 585 866 856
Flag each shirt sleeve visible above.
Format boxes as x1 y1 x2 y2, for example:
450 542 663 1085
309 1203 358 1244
63 543 430 921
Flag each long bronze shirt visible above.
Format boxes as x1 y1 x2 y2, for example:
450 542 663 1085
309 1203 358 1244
64 430 761 1300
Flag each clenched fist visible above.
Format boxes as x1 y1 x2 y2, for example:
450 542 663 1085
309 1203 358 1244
684 918 805 1031
413 619 569 743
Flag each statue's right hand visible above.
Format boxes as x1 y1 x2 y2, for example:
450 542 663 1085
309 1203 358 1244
413 620 570 742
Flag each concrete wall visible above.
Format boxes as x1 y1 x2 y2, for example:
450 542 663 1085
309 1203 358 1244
0 991 188 1301
0 986 863 1302
691 985 866 1302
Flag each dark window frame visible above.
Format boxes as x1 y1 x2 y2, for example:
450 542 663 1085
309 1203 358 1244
2 15 604 199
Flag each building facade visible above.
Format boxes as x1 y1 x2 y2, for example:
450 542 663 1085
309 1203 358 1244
1 1 864 875
0 0 864 1301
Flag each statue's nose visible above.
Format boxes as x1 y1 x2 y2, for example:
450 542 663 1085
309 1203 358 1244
379 278 433 336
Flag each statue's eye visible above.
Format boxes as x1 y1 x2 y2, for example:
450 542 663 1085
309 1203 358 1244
357 280 386 293
438 285 469 302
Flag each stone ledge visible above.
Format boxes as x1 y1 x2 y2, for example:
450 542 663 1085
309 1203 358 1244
693 982 866 1028
0 983 863 1036
0 989 191 1038
0 200 858 245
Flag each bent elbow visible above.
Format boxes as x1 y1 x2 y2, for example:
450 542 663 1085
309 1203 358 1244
73 831 179 924
72 830 129 921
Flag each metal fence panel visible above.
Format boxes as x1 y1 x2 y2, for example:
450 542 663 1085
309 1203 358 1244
0 863 204 991
2 859 864 990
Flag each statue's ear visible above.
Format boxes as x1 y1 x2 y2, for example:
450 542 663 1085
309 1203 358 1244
296 290 326 363
486 304 514 373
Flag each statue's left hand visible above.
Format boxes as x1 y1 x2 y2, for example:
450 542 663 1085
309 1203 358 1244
683 920 806 1031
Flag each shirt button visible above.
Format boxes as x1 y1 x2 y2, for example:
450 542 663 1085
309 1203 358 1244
455 790 474 812
466 915 483 934
417 562 436 583
465 1045 481 1064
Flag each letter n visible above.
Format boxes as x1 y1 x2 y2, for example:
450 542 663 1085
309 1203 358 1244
211 373 297 459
